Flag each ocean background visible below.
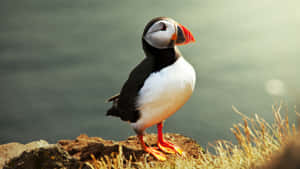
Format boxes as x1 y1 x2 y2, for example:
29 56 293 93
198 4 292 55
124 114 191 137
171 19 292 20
1 0 299 146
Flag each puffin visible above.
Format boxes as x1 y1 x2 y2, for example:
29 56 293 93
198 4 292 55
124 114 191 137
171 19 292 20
107 17 196 161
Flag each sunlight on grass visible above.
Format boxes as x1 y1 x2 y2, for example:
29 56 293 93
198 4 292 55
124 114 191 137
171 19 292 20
85 104 298 169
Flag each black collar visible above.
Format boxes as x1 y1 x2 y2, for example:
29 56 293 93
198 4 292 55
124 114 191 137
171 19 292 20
142 39 179 72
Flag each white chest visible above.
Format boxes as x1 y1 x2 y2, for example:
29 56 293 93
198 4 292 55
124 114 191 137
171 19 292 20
132 57 196 131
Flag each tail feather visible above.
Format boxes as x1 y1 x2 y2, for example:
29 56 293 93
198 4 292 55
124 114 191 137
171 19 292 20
106 93 139 122
106 93 120 102
106 94 120 117
106 106 120 116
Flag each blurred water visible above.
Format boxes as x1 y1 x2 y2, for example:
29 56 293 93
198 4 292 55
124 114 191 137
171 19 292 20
0 0 299 146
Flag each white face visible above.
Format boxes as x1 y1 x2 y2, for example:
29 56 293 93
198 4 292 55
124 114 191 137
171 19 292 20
143 19 176 49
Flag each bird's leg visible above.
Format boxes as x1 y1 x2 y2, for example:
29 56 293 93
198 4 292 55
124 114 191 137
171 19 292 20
138 134 166 161
157 122 183 155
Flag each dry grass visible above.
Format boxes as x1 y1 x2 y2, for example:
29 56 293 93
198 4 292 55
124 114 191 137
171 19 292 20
86 104 298 169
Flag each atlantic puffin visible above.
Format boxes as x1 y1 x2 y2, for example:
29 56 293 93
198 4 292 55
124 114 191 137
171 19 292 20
107 17 196 161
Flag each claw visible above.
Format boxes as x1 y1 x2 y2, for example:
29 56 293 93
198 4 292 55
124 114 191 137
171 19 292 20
173 144 183 155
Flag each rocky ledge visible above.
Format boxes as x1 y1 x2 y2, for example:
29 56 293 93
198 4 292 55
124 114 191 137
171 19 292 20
0 133 203 169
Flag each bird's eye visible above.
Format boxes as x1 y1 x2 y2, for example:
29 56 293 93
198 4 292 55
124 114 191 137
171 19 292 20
161 23 167 31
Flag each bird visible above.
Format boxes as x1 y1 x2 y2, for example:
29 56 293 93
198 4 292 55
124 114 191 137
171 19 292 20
106 17 196 161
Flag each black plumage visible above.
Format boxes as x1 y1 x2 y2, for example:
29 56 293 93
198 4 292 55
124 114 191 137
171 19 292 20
106 39 179 122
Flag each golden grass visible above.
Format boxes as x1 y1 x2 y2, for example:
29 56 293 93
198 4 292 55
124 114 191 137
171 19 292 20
86 104 298 169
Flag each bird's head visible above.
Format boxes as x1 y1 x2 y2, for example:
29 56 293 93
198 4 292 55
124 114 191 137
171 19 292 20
142 17 195 49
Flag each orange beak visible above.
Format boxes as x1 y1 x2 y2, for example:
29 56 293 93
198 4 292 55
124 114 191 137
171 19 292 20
172 24 195 46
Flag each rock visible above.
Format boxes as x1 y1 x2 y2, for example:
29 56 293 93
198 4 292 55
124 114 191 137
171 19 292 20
0 133 202 169
0 140 49 169
0 140 90 169
58 133 203 162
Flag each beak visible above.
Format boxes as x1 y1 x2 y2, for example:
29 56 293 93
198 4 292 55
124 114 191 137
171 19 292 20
172 24 195 46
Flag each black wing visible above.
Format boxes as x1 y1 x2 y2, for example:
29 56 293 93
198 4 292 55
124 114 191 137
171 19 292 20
106 57 154 122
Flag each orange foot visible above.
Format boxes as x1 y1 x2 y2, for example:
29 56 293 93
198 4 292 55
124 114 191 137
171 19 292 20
157 122 184 155
138 135 166 161
158 140 183 155
144 146 166 161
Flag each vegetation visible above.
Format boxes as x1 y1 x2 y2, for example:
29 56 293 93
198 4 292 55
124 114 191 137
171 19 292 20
85 104 298 169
